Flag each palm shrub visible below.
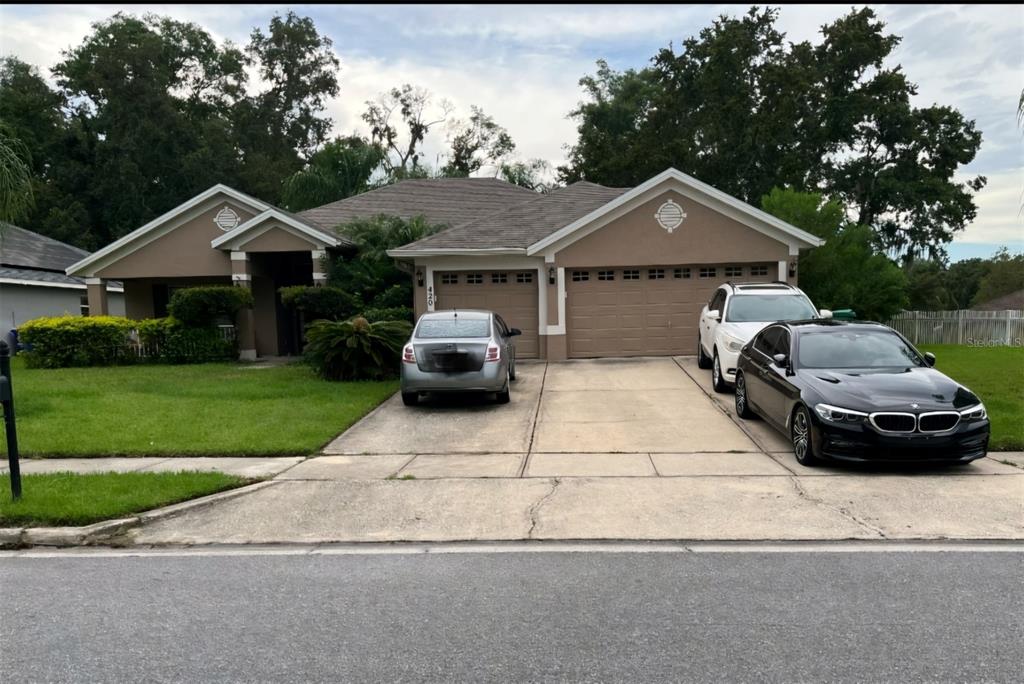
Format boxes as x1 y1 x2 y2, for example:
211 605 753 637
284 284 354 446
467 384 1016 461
304 316 412 381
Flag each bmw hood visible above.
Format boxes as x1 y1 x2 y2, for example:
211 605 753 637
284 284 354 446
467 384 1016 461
797 366 981 413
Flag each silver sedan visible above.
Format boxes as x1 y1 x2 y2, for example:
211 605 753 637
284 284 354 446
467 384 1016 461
400 310 521 406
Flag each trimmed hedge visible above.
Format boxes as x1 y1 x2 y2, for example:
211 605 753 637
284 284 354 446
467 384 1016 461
279 285 359 321
168 286 253 328
18 315 236 368
361 306 414 323
136 318 237 363
18 316 135 368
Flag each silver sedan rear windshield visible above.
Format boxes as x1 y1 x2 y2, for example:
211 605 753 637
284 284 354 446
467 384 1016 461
416 318 490 338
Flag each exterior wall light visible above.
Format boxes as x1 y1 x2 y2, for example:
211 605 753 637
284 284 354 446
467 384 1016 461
548 267 556 285
416 269 425 287
788 260 797 279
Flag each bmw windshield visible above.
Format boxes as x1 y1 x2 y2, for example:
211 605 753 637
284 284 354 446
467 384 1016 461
798 330 924 369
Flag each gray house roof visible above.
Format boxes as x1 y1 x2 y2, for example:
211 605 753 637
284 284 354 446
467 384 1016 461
396 181 630 251
0 224 120 289
298 177 536 232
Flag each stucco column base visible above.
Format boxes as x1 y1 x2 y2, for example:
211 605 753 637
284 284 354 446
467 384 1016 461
85 279 109 316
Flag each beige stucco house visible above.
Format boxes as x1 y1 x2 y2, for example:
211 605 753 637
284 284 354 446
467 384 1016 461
67 168 823 361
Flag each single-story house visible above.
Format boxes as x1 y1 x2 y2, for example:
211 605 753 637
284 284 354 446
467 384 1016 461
1 223 125 349
66 167 823 360
973 289 1023 312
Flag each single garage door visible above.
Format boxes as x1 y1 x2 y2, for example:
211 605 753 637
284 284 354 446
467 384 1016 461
566 264 774 358
434 270 540 358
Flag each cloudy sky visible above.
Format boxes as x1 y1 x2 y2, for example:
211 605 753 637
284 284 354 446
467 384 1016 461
1 3 1021 261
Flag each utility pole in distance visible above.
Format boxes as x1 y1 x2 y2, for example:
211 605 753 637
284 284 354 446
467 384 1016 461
0 339 21 500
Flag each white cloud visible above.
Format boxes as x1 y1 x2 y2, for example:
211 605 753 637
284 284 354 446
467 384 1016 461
953 168 1024 244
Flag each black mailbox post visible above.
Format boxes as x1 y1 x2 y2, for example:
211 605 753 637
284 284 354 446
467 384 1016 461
0 340 21 500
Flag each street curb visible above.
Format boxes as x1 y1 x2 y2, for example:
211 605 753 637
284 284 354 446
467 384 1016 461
0 480 276 549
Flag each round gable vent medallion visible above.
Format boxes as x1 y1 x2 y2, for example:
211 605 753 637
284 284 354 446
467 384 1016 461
214 206 241 232
655 199 686 233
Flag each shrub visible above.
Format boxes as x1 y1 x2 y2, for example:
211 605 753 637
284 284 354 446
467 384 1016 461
279 285 359 321
167 286 253 328
136 318 236 363
304 316 412 381
361 306 414 323
18 316 134 368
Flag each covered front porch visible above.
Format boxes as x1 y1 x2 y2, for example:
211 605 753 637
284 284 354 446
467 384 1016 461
68 185 345 360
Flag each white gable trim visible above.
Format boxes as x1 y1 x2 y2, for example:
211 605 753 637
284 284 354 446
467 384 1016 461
66 185 269 277
526 168 825 256
211 209 342 250
0 277 124 293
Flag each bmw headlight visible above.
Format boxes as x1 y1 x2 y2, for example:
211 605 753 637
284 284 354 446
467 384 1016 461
721 333 746 353
814 403 868 424
959 403 987 420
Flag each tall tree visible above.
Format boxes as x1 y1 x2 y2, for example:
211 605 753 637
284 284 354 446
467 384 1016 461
441 106 515 176
363 84 453 178
52 12 247 244
280 135 383 211
562 7 985 261
237 11 340 202
761 187 907 321
972 248 1024 306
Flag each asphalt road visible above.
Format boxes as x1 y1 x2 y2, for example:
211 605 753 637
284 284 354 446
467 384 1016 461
2 546 1022 683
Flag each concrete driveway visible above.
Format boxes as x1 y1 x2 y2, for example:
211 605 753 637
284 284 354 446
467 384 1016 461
322 357 760 477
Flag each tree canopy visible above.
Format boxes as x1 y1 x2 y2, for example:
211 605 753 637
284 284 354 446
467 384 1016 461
562 7 986 262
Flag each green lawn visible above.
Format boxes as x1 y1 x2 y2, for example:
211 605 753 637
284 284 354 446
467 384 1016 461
1 358 397 457
0 471 248 527
919 345 1024 451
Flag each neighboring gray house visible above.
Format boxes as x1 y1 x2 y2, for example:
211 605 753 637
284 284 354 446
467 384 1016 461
0 224 125 349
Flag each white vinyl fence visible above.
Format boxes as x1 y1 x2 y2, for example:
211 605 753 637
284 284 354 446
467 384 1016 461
887 310 1024 347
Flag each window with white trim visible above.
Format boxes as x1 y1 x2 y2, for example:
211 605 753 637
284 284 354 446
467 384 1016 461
491 272 508 284
623 269 640 280
674 267 690 279
724 266 743 278
571 270 590 282
79 295 90 317
466 273 483 284
648 268 665 280
597 270 615 281
750 265 768 277
516 272 533 284
699 267 717 279
440 273 458 285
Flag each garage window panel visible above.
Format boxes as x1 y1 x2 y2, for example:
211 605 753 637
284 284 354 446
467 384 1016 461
466 273 484 284
571 271 590 282
440 273 458 285
674 267 690 279
491 272 508 284
699 267 717 279
725 266 743 277
623 269 640 280
648 268 665 280
597 270 615 281
750 265 768 277
516 272 533 284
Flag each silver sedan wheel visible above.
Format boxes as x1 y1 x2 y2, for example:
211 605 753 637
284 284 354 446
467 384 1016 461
792 409 810 461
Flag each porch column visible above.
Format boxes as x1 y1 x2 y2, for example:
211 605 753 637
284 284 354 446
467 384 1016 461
311 249 328 287
84 278 109 316
231 251 257 361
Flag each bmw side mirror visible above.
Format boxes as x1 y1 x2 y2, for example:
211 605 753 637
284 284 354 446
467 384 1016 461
772 353 788 367
923 352 936 367
508 328 522 337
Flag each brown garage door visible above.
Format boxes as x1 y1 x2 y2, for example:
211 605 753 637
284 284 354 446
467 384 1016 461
434 270 539 358
566 264 774 358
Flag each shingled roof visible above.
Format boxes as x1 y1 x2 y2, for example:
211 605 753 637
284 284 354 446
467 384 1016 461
298 177 537 232
394 181 631 252
0 224 118 289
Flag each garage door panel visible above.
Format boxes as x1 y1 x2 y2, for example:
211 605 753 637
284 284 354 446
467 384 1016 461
435 270 539 358
567 263 774 358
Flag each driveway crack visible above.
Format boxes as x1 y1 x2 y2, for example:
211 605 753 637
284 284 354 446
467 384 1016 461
527 478 560 539
788 475 887 539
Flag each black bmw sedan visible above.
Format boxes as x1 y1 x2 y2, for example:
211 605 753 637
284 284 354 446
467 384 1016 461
734 320 990 466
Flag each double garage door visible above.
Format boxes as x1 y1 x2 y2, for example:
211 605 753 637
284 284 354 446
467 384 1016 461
434 270 539 358
566 264 773 358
